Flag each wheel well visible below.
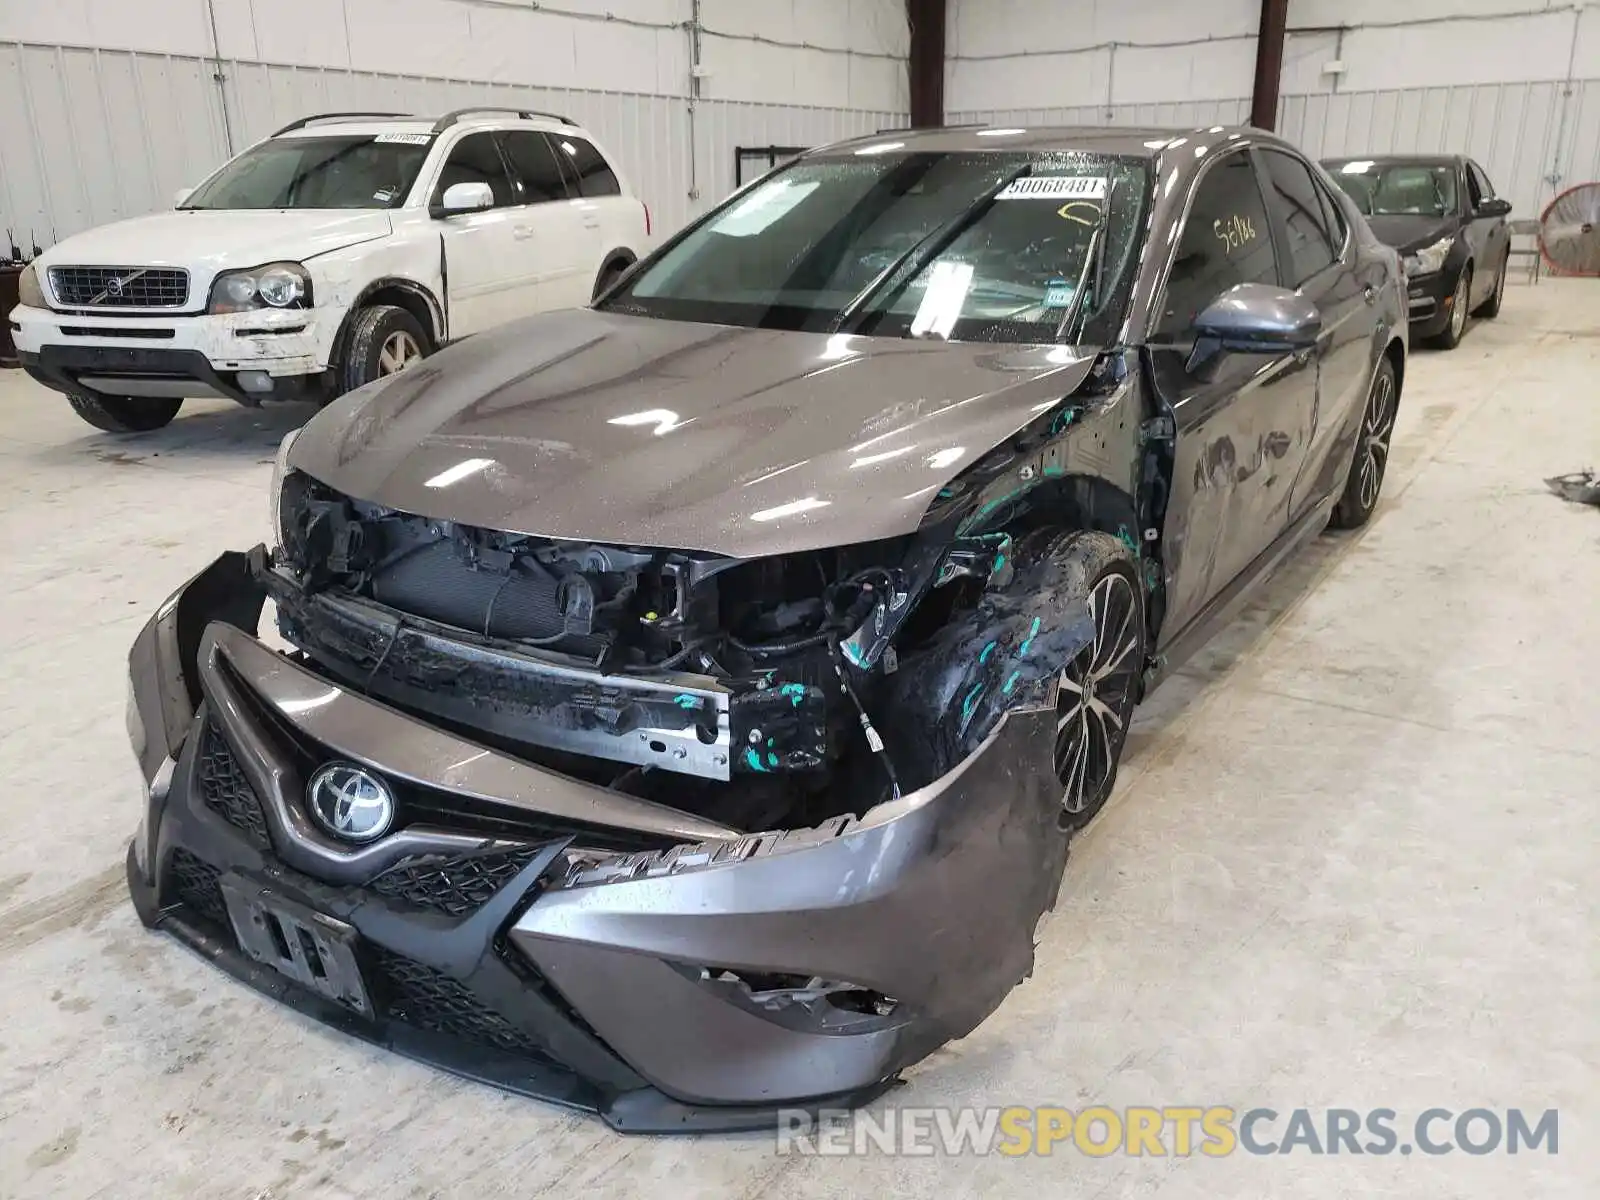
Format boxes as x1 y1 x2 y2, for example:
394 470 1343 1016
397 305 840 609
362 284 440 349
1384 336 1405 398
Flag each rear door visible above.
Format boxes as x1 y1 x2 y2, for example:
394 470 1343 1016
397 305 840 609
552 132 648 293
1149 147 1317 642
496 130 592 312
1257 148 1375 522
430 131 524 335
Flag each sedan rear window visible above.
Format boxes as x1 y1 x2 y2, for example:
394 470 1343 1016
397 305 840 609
601 150 1152 345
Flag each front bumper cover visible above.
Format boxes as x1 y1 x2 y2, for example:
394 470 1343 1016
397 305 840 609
125 550 1070 1131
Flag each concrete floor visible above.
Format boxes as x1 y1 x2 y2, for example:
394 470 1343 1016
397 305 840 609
0 279 1595 1199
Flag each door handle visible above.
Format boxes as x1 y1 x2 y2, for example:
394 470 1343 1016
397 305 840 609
581 215 600 229
513 225 536 240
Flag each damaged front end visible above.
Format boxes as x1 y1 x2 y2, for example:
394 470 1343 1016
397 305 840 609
124 356 1144 1128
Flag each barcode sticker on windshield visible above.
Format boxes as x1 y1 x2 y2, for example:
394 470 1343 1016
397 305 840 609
374 133 432 145
997 176 1108 201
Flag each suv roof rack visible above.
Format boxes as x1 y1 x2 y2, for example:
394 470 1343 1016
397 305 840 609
431 107 576 133
272 112 412 137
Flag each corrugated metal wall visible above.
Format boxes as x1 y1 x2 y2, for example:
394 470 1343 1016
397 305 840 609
0 40 903 247
956 81 1600 221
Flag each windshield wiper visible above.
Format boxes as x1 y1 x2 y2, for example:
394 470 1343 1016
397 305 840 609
830 165 1031 335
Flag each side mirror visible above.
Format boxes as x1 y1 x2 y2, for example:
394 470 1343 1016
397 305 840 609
174 186 193 207
1476 197 1512 219
432 181 495 218
1192 282 1322 356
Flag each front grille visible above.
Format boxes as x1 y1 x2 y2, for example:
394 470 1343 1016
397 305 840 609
49 266 190 308
196 721 271 850
369 945 550 1060
167 848 231 932
369 848 544 918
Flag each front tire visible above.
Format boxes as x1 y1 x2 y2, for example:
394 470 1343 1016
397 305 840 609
336 304 430 396
67 392 182 433
1329 357 1398 530
1431 266 1471 349
1049 533 1145 830
1473 252 1509 318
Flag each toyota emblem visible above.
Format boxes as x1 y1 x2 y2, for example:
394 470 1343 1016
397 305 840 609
306 762 395 843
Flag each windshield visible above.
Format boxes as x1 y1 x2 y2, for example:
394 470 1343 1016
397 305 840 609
180 133 435 210
601 150 1152 344
1326 161 1459 218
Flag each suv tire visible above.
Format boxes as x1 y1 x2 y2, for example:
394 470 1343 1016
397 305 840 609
67 393 182 434
337 305 431 396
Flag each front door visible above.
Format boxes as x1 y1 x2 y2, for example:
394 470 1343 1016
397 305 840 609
1257 148 1377 521
1464 160 1512 307
431 131 524 336
1149 146 1318 644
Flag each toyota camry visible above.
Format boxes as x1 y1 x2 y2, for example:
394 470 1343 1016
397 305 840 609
123 124 1407 1132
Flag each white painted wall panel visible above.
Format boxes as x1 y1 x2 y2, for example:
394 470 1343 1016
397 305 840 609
947 0 1260 114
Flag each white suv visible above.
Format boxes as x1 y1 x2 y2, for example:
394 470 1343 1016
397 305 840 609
9 108 651 433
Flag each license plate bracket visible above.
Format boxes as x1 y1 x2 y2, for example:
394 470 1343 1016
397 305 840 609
220 876 373 1017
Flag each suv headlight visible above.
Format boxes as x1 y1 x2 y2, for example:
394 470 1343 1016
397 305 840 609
1402 236 1454 278
16 263 44 308
209 262 312 313
268 429 301 548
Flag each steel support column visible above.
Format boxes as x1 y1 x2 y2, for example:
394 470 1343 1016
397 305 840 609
1250 0 1289 131
907 0 947 128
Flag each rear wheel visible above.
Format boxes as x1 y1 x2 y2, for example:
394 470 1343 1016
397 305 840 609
1432 267 1470 349
67 392 182 433
1474 251 1509 318
336 304 430 396
1329 357 1397 530
1052 536 1144 830
591 260 631 302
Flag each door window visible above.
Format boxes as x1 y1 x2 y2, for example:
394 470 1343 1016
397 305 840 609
498 131 570 204
432 132 516 208
1260 150 1338 286
552 134 622 197
1156 150 1279 338
1468 161 1497 205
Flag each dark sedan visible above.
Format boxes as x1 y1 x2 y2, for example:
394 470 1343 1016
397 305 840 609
1323 154 1513 348
123 124 1407 1131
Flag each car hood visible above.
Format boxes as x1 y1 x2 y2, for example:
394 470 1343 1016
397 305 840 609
289 309 1100 557
1366 214 1459 254
38 210 393 277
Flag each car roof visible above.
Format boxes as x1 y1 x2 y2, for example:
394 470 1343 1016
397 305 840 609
1322 153 1462 167
273 115 586 140
810 123 1284 160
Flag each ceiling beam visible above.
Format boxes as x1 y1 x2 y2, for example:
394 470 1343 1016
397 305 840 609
907 0 947 128
1250 0 1289 130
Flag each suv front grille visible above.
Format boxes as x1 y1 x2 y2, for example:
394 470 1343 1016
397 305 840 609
49 266 190 309
369 848 544 917
369 945 552 1060
196 721 271 850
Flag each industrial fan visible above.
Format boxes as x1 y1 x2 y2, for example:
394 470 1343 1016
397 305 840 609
1539 182 1600 275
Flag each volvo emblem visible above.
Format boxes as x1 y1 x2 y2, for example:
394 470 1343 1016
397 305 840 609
107 276 125 296
306 763 395 843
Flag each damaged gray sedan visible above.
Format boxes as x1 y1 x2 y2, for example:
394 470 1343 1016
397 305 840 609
124 125 1406 1131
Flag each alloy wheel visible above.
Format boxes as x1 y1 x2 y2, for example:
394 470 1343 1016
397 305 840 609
379 331 423 376
1357 369 1396 512
1450 275 1468 339
1054 572 1141 815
